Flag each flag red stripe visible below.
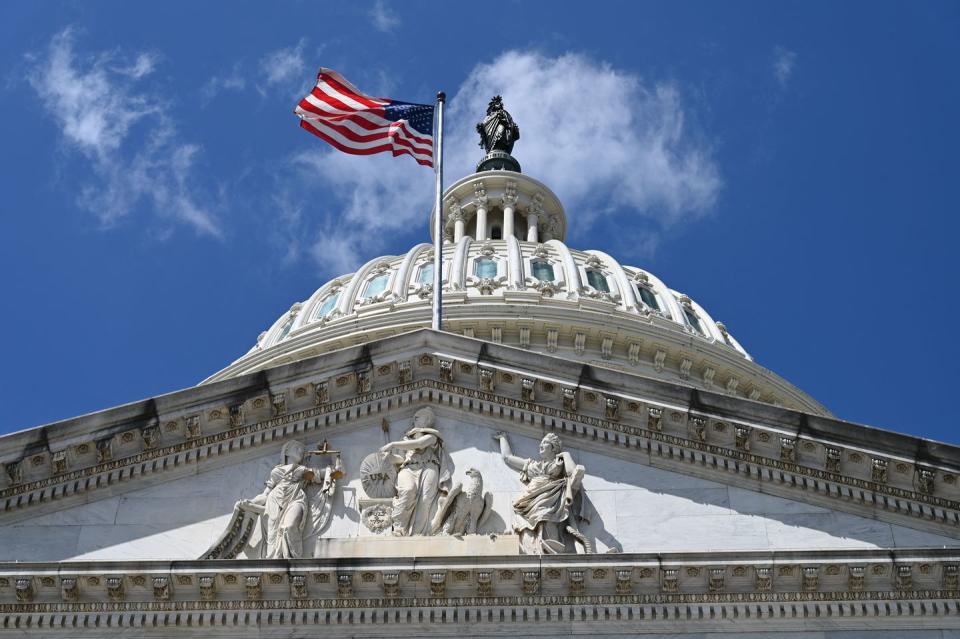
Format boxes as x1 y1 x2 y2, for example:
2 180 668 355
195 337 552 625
310 85 386 117
298 109 433 154
311 116 433 156
315 120 433 157
317 71 387 109
299 92 432 147
300 120 433 166
300 118 433 163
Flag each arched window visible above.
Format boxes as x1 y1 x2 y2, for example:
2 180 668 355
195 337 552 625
475 257 497 278
683 307 704 336
316 291 341 319
275 319 293 343
586 270 610 293
362 273 390 299
636 285 660 311
531 260 555 281
490 225 503 240
416 263 434 285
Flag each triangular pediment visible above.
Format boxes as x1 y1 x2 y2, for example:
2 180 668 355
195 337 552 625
1 412 955 562
2 329 960 561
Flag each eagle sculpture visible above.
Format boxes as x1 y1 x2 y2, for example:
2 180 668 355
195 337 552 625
431 468 493 535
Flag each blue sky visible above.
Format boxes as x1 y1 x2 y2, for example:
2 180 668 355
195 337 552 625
1 1 958 443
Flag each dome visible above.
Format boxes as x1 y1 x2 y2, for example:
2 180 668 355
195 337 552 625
204 171 827 417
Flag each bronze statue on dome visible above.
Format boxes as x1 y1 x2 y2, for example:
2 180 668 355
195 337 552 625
477 95 520 154
476 96 522 172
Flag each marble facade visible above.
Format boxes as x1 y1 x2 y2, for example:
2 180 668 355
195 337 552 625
2 413 956 563
2 330 960 636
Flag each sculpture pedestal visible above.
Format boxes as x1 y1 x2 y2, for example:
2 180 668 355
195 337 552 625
476 150 521 173
314 534 519 558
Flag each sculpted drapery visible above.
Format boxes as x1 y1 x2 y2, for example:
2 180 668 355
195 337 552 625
494 432 592 554
476 95 520 154
237 440 336 559
379 407 452 536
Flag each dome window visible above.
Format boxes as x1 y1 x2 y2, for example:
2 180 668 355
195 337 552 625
275 318 294 343
474 257 498 278
531 260 555 282
635 284 660 311
683 307 705 336
586 270 610 293
490 225 502 240
316 291 341 319
362 273 390 299
416 263 434 285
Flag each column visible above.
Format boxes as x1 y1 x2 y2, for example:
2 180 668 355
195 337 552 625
448 198 464 242
503 204 514 239
474 181 489 241
475 205 488 241
502 180 517 239
526 212 539 242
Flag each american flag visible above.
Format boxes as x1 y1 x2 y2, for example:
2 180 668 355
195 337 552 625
294 68 435 167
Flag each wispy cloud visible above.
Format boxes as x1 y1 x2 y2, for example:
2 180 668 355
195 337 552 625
773 46 797 89
26 28 220 236
369 0 401 33
200 62 246 103
272 50 722 274
202 38 311 103
257 38 308 96
115 52 159 79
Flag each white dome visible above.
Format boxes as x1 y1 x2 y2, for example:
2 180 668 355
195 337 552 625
204 171 826 416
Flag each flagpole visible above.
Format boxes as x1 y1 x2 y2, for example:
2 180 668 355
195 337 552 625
431 91 445 332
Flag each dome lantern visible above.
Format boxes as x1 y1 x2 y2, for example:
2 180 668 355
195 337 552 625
430 172 567 244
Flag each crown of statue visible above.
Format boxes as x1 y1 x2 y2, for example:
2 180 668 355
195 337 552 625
487 95 505 113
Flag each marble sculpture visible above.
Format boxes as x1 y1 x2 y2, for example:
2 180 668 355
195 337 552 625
235 439 338 558
431 467 493 535
493 431 593 554
378 407 453 536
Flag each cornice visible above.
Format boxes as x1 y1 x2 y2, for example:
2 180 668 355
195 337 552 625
206 289 827 415
1 550 959 634
1 330 960 541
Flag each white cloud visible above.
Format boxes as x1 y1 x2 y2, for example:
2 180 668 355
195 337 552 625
271 50 722 275
201 63 246 103
258 39 307 94
287 149 432 275
773 46 797 88
204 38 322 104
445 51 721 230
116 52 158 79
369 1 401 33
26 29 220 236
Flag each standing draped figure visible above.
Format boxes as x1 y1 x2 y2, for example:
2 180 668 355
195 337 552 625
379 407 452 536
236 440 337 558
493 432 592 554
476 95 520 154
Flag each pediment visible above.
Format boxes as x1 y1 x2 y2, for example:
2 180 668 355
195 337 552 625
1 411 955 563
2 329 960 562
